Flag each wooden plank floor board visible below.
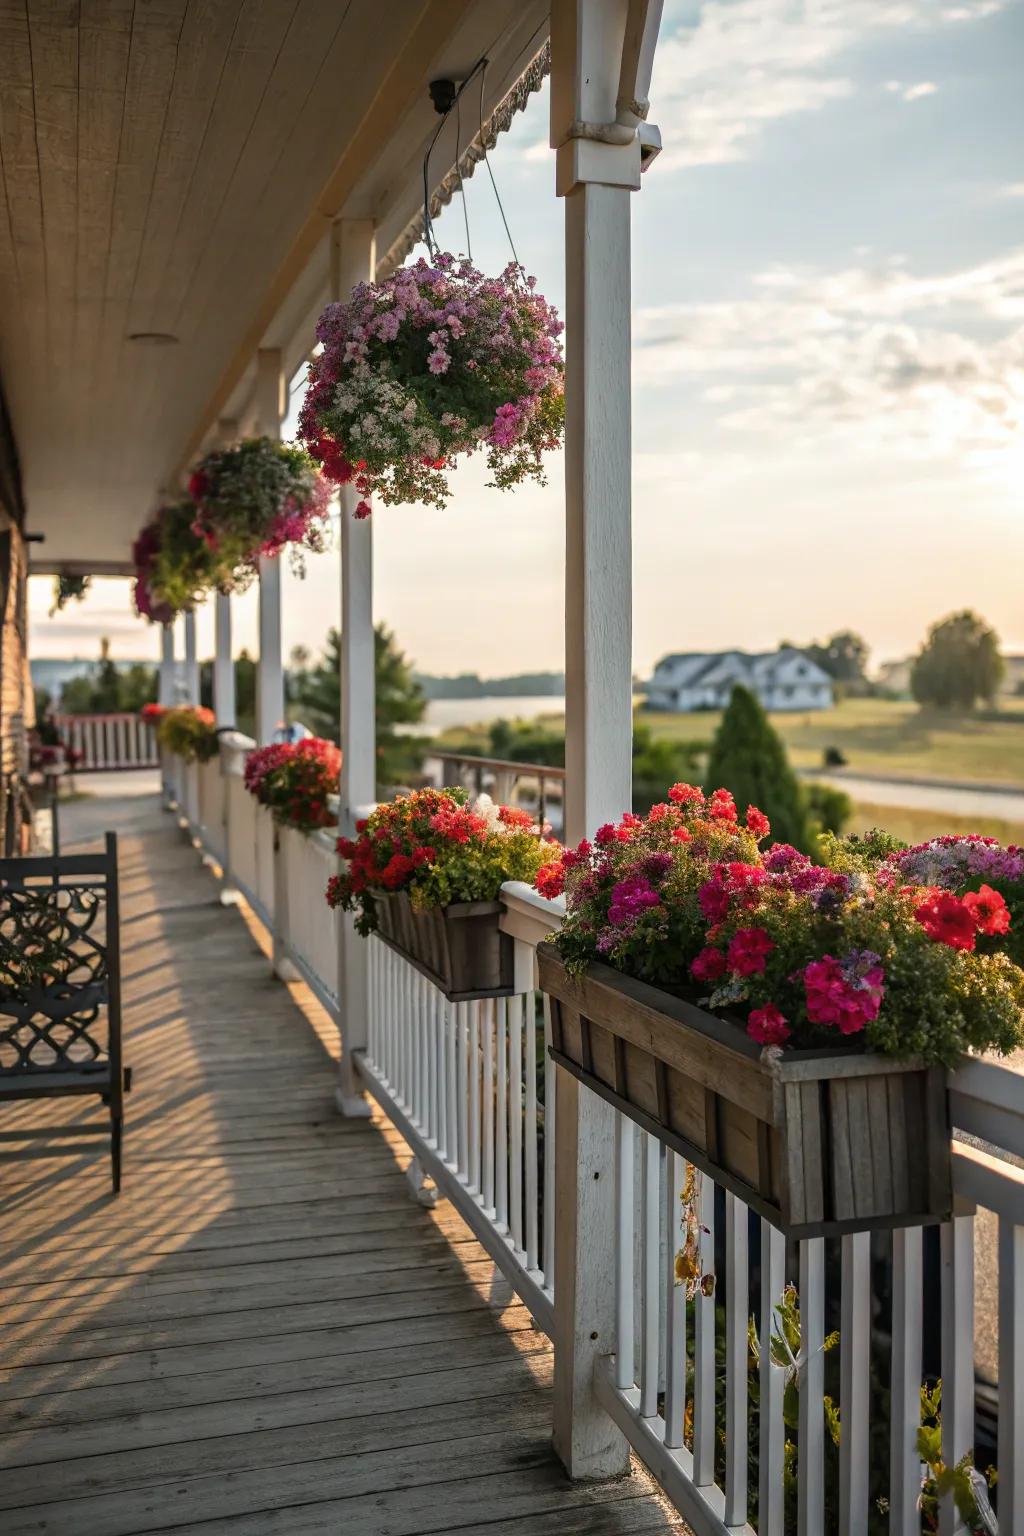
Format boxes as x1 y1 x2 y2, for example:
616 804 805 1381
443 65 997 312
0 796 682 1534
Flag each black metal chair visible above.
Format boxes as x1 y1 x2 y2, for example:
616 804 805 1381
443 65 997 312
0 832 131 1192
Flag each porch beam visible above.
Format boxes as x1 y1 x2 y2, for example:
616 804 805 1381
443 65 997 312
330 217 377 1121
254 350 287 746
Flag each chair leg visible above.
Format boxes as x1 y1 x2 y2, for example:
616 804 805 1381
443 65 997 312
110 1113 123 1195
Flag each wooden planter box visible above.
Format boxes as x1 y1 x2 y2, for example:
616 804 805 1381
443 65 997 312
373 890 515 1002
538 943 952 1239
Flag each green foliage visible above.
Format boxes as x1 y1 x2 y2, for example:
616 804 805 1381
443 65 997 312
804 781 852 839
804 629 871 689
706 685 810 848
288 623 428 792
911 610 1004 711
146 499 226 616
50 574 90 615
198 649 257 739
57 640 157 715
632 723 704 814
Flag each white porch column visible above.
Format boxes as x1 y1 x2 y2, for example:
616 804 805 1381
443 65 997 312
331 217 377 1119
255 349 286 747
182 610 200 706
213 594 235 726
550 0 661 1482
158 623 176 705
213 418 237 729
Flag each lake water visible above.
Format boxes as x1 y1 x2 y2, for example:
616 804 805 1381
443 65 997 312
421 696 565 731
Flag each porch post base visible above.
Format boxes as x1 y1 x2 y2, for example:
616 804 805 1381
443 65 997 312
273 953 301 983
405 1156 439 1208
335 1086 373 1119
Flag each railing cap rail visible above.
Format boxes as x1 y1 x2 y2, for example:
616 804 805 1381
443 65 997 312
427 750 567 781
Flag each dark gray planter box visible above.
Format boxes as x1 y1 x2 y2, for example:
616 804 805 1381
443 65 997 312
373 890 515 1002
538 941 952 1239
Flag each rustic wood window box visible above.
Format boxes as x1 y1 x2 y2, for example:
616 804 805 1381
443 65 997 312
373 890 515 1002
538 942 952 1239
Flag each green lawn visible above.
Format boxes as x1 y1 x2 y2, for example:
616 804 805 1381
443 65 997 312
642 697 1024 787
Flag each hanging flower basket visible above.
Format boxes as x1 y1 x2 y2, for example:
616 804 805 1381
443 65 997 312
299 254 564 515
187 437 331 587
50 574 90 615
132 501 223 621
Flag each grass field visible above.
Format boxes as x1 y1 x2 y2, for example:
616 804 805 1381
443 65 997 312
846 800 1024 846
642 696 1024 787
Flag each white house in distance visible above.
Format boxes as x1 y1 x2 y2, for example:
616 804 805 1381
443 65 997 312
645 647 835 713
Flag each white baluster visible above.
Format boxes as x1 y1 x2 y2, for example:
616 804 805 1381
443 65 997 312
640 1132 661 1418
446 995 458 1171
525 994 539 1271
510 996 524 1252
798 1237 826 1536
999 1217 1023 1535
840 1231 871 1536
940 1214 976 1536
725 1192 749 1527
615 1113 635 1391
693 1171 716 1486
664 1151 686 1450
457 1002 469 1181
543 995 556 1291
482 1000 495 1215
759 1219 786 1536
496 999 509 1230
469 1001 481 1194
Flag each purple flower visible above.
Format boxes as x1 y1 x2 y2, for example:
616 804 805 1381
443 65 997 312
607 875 661 927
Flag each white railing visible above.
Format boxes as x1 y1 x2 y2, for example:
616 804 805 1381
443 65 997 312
196 754 225 863
55 711 158 771
356 896 558 1335
275 823 341 1019
167 758 1024 1536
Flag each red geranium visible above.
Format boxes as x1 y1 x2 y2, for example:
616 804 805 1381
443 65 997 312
963 884 1011 937
914 891 978 951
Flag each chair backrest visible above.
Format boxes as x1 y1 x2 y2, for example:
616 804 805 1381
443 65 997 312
0 832 122 1080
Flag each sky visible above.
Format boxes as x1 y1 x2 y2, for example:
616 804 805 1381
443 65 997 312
28 0 1024 679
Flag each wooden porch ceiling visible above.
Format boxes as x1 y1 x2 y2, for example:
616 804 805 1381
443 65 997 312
0 0 549 572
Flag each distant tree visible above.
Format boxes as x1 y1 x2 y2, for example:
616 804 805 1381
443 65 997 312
706 685 810 849
58 638 156 714
198 650 258 737
803 630 870 691
289 623 428 791
910 610 1004 711
804 781 851 838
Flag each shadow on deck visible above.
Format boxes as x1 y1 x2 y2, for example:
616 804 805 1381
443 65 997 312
0 793 684 1535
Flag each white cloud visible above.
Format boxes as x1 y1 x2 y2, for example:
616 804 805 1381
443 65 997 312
998 183 1024 198
633 249 1024 467
651 0 1002 167
884 79 939 100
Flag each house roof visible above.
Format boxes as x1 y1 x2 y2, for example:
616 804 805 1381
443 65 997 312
649 647 833 690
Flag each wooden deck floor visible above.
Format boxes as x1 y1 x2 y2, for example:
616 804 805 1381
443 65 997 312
0 792 685 1535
